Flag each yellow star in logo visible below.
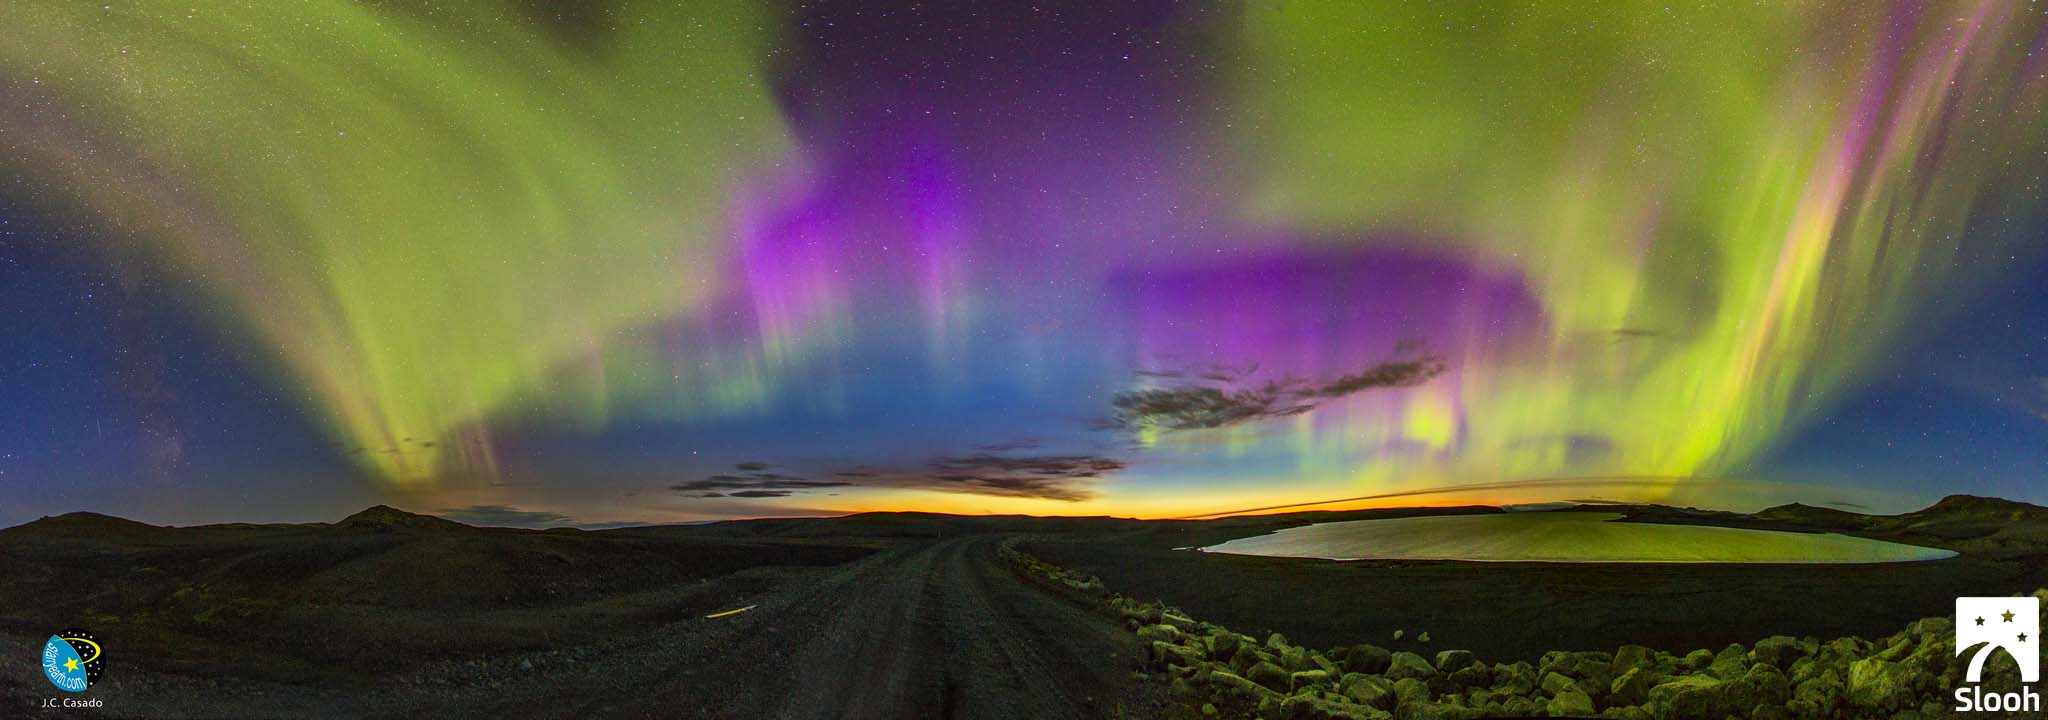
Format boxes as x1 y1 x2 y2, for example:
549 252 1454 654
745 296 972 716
63 658 79 673
2003 610 2017 623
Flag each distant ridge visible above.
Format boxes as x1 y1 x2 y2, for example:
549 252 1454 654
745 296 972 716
337 505 470 532
0 511 175 543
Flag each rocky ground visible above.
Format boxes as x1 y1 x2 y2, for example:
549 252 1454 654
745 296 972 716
1004 541 2046 720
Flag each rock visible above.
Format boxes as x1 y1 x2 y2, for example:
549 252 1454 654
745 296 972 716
1162 611 1197 630
1248 661 1293 693
1446 663 1491 690
1845 657 1915 713
1268 632 1292 650
1433 650 1475 675
1283 694 1392 720
1601 706 1651 720
1708 643 1749 679
1492 661 1536 696
1230 644 1263 673
1750 635 1802 669
1392 629 1404 640
1211 632 1244 660
1392 677 1431 708
1346 644 1393 674
1151 640 1203 670
1290 669 1332 692
1546 654 1615 703
1613 644 1655 671
1138 623 1186 645
1680 649 1713 671
1281 645 1318 672
1391 701 1478 720
1205 670 1285 707
519 659 534 672
1341 672 1396 710
1608 666 1659 707
1646 675 1725 720
1547 687 1595 717
1416 632 1430 644
1387 652 1437 681
1724 663 1790 712
1201 703 1218 716
1542 670 1582 696
1791 668 1842 716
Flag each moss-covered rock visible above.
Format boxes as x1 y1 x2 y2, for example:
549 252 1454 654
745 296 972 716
1290 669 1333 693
1391 677 1431 709
1433 649 1475 675
1646 674 1724 719
1608 666 1660 707
1612 644 1655 671
1248 660 1294 692
1548 686 1595 717
1345 644 1393 675
1341 672 1396 710
1845 657 1916 713
1749 635 1802 669
1139 623 1186 645
1387 651 1436 681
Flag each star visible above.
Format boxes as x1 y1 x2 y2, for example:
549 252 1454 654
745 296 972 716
1976 616 1986 625
2021 633 2030 643
2003 610 2017 622
63 658 78 672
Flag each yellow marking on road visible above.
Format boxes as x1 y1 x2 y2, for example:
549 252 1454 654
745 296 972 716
704 604 756 619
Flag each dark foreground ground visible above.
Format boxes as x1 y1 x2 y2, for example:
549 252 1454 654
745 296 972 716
1 496 2043 718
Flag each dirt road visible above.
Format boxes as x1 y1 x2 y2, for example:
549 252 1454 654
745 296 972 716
478 534 1160 719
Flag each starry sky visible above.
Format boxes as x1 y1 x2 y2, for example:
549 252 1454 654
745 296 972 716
2 1 2046 528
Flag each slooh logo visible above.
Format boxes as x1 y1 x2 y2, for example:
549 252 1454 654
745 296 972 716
1953 596 2039 713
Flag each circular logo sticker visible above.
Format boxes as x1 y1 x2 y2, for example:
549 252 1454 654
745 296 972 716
41 628 104 693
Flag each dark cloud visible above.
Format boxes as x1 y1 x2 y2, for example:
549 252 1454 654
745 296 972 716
733 461 775 471
670 472 851 498
971 439 1042 452
680 452 1123 503
901 453 1126 501
1107 353 1446 433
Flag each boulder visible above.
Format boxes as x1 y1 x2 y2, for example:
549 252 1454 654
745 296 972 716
1230 644 1263 673
1204 669 1284 707
1845 657 1916 713
1680 649 1713 671
1723 663 1790 712
1707 644 1749 679
1416 632 1431 644
1248 661 1294 693
1601 706 1651 720
1138 624 1186 645
1281 695 1391 720
1608 666 1659 707
1269 633 1292 650
1161 611 1197 630
1390 702 1479 720
1387 652 1436 681
1492 662 1536 696
1547 687 1595 717
1546 654 1615 703
1445 663 1491 690
1540 671 1579 696
1341 672 1396 710
1211 632 1244 660
1290 669 1333 693
1612 644 1655 671
1149 640 1203 670
1433 650 1475 675
1391 677 1431 709
1281 645 1319 673
1646 675 1725 720
1346 644 1394 674
1750 636 1802 669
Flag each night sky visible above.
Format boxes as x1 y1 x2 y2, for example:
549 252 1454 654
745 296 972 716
2 1 2046 528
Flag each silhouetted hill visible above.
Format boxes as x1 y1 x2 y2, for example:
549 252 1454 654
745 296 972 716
0 510 179 544
336 504 471 532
